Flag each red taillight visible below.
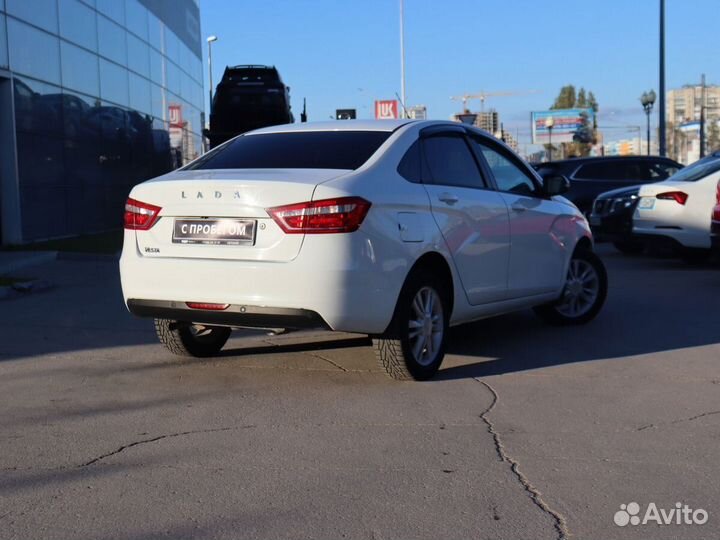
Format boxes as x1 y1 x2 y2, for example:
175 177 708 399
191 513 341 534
656 191 688 205
124 198 162 230
186 302 229 310
713 181 720 221
267 197 372 234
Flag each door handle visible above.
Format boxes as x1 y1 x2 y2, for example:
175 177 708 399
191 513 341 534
511 202 527 212
438 192 459 205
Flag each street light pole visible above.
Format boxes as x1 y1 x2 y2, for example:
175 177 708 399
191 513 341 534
640 90 656 156
399 0 406 118
207 35 218 115
658 0 667 156
545 116 554 161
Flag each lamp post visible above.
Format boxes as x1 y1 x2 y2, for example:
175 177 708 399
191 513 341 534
640 90 656 155
399 0 406 118
207 35 218 114
545 116 555 161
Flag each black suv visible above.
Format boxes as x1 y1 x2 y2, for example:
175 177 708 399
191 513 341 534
206 65 294 148
533 156 682 215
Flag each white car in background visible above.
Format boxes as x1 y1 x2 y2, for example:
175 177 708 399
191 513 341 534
120 120 607 380
634 151 720 262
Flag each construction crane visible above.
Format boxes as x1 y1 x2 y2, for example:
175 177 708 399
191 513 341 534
450 90 540 113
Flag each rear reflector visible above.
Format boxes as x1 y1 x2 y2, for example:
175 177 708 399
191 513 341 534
267 197 371 234
656 191 688 205
124 198 162 230
186 302 230 310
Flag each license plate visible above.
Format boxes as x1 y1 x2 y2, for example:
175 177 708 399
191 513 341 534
589 215 602 226
638 198 655 210
172 219 256 245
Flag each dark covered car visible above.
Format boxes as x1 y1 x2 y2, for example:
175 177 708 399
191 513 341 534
534 156 682 215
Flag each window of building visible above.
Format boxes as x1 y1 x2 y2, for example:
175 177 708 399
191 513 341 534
422 134 487 189
99 58 129 106
98 15 127 66
147 11 163 51
127 33 150 78
59 0 98 52
7 18 61 84
60 41 100 96
0 15 7 69
125 0 148 41
6 0 58 33
96 0 125 25
129 71 151 115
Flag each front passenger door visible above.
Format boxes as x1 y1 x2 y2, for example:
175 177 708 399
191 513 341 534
420 132 510 305
469 136 567 299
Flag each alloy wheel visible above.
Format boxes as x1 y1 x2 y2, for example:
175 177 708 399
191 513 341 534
556 259 600 318
407 286 444 366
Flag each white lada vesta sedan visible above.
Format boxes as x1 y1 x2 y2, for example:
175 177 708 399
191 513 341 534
121 120 607 380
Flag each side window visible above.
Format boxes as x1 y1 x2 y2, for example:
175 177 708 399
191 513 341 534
472 139 539 196
648 162 680 180
575 162 618 180
397 140 422 183
422 135 486 189
617 161 646 181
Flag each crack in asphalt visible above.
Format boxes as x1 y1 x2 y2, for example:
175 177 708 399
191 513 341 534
475 378 570 540
79 426 255 467
305 352 350 372
636 410 720 431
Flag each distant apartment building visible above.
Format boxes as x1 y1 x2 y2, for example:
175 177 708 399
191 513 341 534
475 110 499 134
604 138 656 157
667 83 720 164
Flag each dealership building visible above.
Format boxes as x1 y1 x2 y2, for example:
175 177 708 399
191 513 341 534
0 0 204 245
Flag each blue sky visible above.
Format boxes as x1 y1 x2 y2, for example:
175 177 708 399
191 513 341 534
201 0 718 149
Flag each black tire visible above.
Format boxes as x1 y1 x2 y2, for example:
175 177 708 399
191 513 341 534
372 269 450 381
534 249 608 326
154 319 231 357
613 240 645 255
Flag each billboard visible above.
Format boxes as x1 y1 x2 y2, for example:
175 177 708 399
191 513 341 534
375 100 399 119
336 109 357 120
531 108 595 144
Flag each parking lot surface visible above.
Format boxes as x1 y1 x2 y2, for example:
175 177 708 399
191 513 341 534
1 245 718 540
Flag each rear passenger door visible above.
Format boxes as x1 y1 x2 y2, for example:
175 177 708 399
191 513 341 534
571 160 647 213
419 130 511 305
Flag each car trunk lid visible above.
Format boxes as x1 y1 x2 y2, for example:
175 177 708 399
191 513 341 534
130 169 350 261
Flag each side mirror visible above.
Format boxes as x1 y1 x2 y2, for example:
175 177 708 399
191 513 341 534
543 175 570 196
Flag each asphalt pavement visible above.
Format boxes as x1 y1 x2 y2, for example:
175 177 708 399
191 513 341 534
1 246 718 540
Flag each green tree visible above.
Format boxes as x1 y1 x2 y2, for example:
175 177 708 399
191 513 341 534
577 88 587 108
551 85 577 109
548 85 599 158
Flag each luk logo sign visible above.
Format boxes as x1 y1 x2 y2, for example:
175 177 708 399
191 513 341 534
614 502 708 527
375 100 399 119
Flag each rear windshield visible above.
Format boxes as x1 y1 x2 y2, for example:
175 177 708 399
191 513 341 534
186 131 391 170
668 155 720 182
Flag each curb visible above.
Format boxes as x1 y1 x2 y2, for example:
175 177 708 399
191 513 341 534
0 279 54 301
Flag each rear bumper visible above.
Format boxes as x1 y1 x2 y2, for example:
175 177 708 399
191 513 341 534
632 226 710 249
120 230 407 335
127 299 328 329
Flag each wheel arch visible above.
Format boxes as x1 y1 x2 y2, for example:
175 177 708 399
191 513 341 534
574 235 593 254
405 251 455 318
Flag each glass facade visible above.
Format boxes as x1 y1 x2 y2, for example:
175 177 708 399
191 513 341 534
0 0 203 243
